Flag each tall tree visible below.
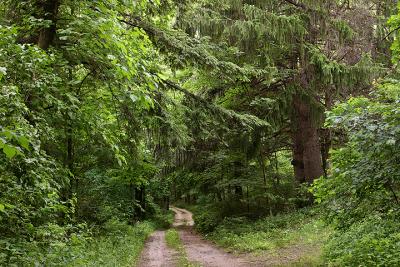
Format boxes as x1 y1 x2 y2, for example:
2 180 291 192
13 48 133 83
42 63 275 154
170 0 389 182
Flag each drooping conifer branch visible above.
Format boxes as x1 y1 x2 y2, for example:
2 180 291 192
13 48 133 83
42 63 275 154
119 16 264 79
159 78 270 130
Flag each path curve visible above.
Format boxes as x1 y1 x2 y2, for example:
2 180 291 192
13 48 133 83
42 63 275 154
170 206 194 227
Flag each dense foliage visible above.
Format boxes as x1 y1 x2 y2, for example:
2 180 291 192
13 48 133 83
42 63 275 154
0 0 177 264
1 0 399 266
314 83 400 228
313 82 400 265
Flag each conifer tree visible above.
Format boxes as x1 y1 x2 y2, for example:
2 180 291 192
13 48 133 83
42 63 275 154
170 0 393 182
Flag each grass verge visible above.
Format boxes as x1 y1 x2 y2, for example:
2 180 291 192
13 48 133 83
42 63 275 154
165 229 199 267
66 220 155 267
201 208 331 266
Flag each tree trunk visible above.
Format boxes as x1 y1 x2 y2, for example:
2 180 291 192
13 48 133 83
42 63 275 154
292 97 324 183
37 0 60 50
302 115 324 182
291 107 306 183
131 183 136 224
259 154 267 191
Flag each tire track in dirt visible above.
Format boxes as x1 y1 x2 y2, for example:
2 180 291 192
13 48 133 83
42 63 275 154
137 230 178 267
170 206 260 267
138 207 262 267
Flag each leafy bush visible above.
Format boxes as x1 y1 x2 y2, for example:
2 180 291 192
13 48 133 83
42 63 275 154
324 215 400 267
193 206 223 233
151 209 175 229
0 215 164 266
313 83 400 230
0 222 89 266
313 82 400 265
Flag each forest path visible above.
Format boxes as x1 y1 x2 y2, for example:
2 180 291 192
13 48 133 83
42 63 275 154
138 207 262 267
170 207 261 267
137 230 178 267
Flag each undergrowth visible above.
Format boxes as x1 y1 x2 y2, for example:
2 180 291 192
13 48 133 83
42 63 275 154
1 209 174 267
195 207 330 266
68 210 174 267
68 220 155 267
323 214 400 267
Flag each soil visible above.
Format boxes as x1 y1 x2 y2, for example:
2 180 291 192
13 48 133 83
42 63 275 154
137 207 251 267
170 207 194 227
137 230 178 267
137 207 317 267
171 207 254 267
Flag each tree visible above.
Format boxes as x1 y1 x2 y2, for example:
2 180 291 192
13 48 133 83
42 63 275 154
170 0 388 182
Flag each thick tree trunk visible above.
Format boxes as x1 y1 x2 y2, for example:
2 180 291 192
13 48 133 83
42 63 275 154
37 0 60 50
291 106 305 183
301 116 324 182
292 97 324 183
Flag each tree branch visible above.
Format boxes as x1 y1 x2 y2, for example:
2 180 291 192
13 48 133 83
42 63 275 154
382 26 400 41
159 78 270 129
282 0 307 10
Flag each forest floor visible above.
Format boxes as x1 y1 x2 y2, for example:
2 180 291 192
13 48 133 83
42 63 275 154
137 207 322 267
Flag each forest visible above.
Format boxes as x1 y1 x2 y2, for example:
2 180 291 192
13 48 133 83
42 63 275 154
0 0 399 266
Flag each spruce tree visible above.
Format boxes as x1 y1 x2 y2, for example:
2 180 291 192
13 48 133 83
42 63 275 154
170 0 391 182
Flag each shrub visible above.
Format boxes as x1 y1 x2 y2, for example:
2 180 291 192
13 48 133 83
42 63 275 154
193 207 223 233
313 83 400 265
324 215 400 267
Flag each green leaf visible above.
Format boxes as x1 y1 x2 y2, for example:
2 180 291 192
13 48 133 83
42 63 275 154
0 137 5 149
2 130 13 139
3 144 17 159
130 94 138 103
18 136 30 150
0 204 4 212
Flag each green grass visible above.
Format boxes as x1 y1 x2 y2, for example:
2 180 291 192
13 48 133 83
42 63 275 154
2 209 177 266
205 209 331 266
165 229 182 250
69 211 175 267
67 220 156 267
165 229 200 267
2 220 157 267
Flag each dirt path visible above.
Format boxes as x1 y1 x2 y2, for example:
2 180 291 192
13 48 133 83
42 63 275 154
138 207 319 267
137 231 178 267
170 207 194 227
138 207 260 267
170 207 260 267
